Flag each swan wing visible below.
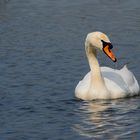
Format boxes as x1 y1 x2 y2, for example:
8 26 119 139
116 65 139 95
101 65 140 98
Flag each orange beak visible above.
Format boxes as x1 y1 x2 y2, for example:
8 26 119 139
103 45 117 62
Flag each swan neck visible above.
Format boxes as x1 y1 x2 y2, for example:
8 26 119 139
85 42 100 76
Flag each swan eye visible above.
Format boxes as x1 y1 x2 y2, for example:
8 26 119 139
109 44 113 49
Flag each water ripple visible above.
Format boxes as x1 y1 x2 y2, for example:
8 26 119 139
73 98 140 139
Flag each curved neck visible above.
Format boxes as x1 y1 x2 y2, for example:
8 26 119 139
85 41 104 85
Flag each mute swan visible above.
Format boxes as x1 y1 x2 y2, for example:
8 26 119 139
75 32 140 100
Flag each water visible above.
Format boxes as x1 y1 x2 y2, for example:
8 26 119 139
0 0 140 139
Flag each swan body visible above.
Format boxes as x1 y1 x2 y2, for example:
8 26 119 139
75 32 140 100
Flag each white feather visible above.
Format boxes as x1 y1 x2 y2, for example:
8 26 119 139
75 32 140 100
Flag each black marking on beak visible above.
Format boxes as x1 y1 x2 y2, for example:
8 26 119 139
101 40 113 49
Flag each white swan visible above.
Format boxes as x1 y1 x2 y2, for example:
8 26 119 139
75 32 140 100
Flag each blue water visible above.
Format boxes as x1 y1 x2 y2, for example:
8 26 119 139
0 0 140 139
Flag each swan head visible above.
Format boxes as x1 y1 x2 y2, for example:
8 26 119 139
86 32 117 62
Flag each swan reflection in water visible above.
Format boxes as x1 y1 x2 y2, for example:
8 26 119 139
73 98 139 139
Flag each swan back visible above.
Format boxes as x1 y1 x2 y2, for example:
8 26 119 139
117 65 139 95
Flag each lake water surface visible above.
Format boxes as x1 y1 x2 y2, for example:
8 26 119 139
0 0 140 139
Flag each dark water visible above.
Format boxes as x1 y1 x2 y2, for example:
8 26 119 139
0 0 140 139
